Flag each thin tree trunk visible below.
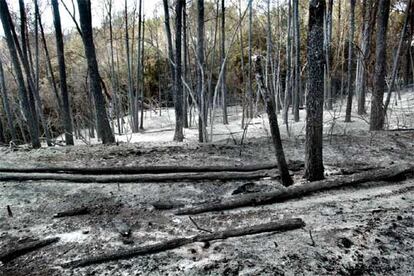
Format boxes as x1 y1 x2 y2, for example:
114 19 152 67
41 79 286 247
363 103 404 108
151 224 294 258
107 0 121 135
139 16 146 130
221 0 228 124
182 1 189 128
51 0 74 145
37 2 62 113
357 0 376 115
0 0 40 148
384 0 412 112
162 0 175 117
19 0 52 146
247 0 253 118
293 0 301 122
345 0 356 122
283 0 292 132
125 0 137 133
255 56 293 187
136 0 143 131
325 0 333 111
0 60 17 141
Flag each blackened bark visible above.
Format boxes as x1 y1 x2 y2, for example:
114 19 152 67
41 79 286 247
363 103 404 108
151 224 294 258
173 0 184 142
293 0 301 122
221 0 228 124
197 0 207 142
357 0 376 115
370 0 390 130
0 60 17 142
126 0 137 133
162 0 175 107
182 0 189 128
305 0 325 181
247 0 253 118
0 0 40 148
52 0 74 145
77 0 115 144
255 56 293 187
345 0 356 122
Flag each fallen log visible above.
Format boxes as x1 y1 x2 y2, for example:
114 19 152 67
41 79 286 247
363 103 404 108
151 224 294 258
0 161 304 175
63 218 305 268
0 237 60 263
175 164 414 215
53 207 89 218
0 170 278 183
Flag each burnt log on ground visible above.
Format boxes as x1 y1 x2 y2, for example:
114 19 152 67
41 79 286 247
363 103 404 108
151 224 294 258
53 207 89 218
0 237 60 263
0 170 280 183
175 164 414 215
63 218 305 268
0 161 304 175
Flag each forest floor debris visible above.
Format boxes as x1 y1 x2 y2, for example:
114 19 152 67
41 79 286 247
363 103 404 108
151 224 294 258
0 102 414 275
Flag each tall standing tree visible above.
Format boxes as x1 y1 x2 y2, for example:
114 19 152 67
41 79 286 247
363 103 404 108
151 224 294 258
384 0 412 112
106 0 121 134
51 0 74 145
173 0 185 142
356 0 376 115
324 0 333 111
162 0 175 109
247 0 253 118
77 0 115 144
0 0 40 148
182 0 188 128
0 60 17 142
125 0 137 133
345 0 356 122
197 0 207 142
221 0 228 124
293 0 301 122
370 0 390 130
305 0 325 181
19 0 52 146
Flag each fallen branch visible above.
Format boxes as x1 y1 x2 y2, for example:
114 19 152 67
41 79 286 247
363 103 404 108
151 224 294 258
7 205 12 217
0 170 278 183
189 216 213 233
0 161 304 175
53 207 89 218
63 218 305 268
0 237 60 263
175 164 414 215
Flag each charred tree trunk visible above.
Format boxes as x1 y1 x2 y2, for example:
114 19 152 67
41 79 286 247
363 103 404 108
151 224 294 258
357 0 376 115
197 0 207 142
162 0 175 111
173 0 184 142
221 0 228 124
51 0 74 145
345 0 356 122
77 0 115 144
305 0 325 181
0 60 17 142
384 0 412 112
247 0 253 118
0 0 40 148
370 0 390 130
255 56 293 187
